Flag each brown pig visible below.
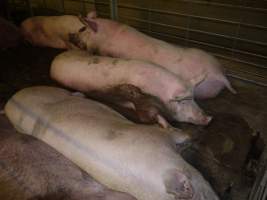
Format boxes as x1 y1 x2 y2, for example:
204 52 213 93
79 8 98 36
51 50 212 125
5 86 218 200
86 84 172 128
20 15 90 49
73 11 236 99
0 116 136 200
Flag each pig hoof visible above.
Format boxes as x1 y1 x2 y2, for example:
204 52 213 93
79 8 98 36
156 114 170 129
196 115 212 125
71 91 85 98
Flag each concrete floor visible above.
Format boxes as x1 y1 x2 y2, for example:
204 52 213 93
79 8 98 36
198 78 267 200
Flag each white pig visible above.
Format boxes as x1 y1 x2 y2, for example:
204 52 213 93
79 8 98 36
74 11 236 99
5 86 219 200
20 15 91 49
51 50 211 125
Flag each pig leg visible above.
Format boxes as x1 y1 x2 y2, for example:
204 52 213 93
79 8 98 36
71 91 86 98
156 114 170 129
164 169 194 199
194 79 225 99
164 169 218 200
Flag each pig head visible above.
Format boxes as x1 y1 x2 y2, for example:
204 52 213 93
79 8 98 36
20 15 90 49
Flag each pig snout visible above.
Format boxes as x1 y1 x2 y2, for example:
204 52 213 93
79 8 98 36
169 100 212 125
185 110 212 126
192 114 212 125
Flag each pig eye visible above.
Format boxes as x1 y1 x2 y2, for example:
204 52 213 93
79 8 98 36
79 26 87 32
181 96 193 101
171 96 193 103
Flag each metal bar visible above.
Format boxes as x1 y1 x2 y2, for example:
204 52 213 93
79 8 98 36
175 0 267 13
81 0 86 15
95 1 109 6
43 0 47 9
61 0 65 14
214 54 267 73
63 0 96 5
118 4 267 31
249 164 267 199
227 74 267 87
97 12 110 18
120 16 267 47
109 0 118 20
185 2 192 46
139 28 267 70
26 0 33 16
5 0 11 20
230 0 245 61
121 16 267 63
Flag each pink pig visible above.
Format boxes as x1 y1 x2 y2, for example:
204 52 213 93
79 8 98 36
74 11 236 99
20 15 88 49
51 50 212 125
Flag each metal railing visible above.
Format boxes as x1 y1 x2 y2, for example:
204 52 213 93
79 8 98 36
7 0 267 86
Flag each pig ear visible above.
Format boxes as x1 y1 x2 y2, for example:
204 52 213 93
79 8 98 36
87 10 97 19
189 73 207 88
84 16 98 33
71 92 85 98
164 169 194 199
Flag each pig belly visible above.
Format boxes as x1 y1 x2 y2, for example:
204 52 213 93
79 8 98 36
5 86 218 200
